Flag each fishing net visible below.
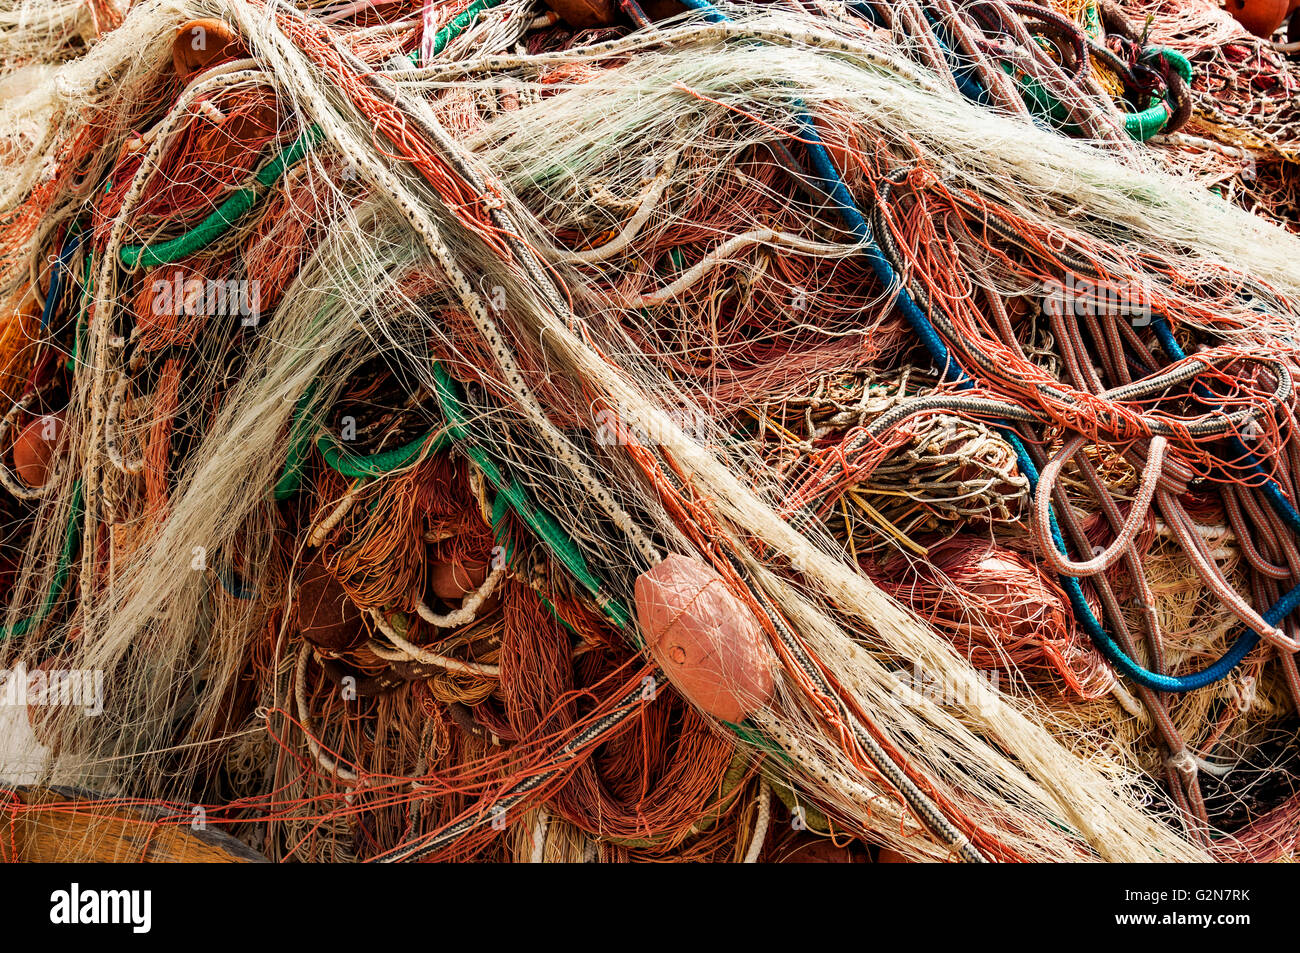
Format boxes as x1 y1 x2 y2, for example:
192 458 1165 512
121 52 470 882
2 0 1300 863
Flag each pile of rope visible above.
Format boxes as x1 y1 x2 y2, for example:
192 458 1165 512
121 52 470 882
1 0 1299 863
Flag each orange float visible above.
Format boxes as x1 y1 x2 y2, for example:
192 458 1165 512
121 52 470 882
429 553 490 601
813 108 866 190
24 654 95 756
0 298 39 399
12 412 64 488
781 838 870 862
1224 0 1289 37
640 0 686 21
633 554 775 723
543 0 617 28
296 558 365 654
172 19 250 81
877 847 912 862
204 98 282 169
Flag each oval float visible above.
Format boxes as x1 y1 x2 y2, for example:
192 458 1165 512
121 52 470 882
1225 0 1289 37
12 412 64 488
543 0 617 28
633 554 775 723
429 553 489 601
173 19 250 81
296 558 365 654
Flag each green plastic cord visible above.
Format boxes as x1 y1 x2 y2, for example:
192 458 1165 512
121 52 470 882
273 383 319 501
65 250 93 372
276 404 447 498
316 427 450 479
272 363 629 627
424 0 507 62
1081 0 1103 39
1122 99 1171 142
429 361 632 630
1155 47 1194 85
2 480 83 640
1004 46 1192 142
1123 49 1192 142
118 125 323 269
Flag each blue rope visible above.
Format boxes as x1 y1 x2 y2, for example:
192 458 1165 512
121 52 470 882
848 2 988 105
792 112 967 384
675 0 1288 692
41 231 86 335
1005 429 1269 693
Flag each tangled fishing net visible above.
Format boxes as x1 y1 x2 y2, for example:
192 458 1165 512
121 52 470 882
2 0 1300 863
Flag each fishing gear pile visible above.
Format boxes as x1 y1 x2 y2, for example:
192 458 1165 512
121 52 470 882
2 0 1300 863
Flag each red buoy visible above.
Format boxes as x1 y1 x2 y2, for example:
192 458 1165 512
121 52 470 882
429 554 489 601
634 554 775 723
24 654 94 756
640 0 686 21
1225 0 1289 37
296 558 365 654
12 412 63 488
781 838 869 863
543 0 617 28
872 537 1111 698
173 19 250 81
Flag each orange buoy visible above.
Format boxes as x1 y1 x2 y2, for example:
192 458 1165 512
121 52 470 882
1225 0 1289 37
633 554 775 723
219 100 280 142
429 554 490 601
12 412 64 488
813 109 866 190
640 0 686 21
781 838 870 863
873 536 1110 698
173 19 250 81
877 847 912 863
24 654 96 756
202 98 282 170
543 0 617 28
0 299 40 399
296 558 364 654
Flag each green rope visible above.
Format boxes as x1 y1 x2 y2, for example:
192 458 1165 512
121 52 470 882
1124 49 1192 141
316 427 449 479
429 362 632 630
1122 99 1170 142
1121 49 1193 142
1004 45 1191 142
118 125 322 269
3 480 83 640
276 363 629 627
277 406 448 499
273 383 318 501
1155 46 1193 85
65 250 93 372
424 0 507 62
